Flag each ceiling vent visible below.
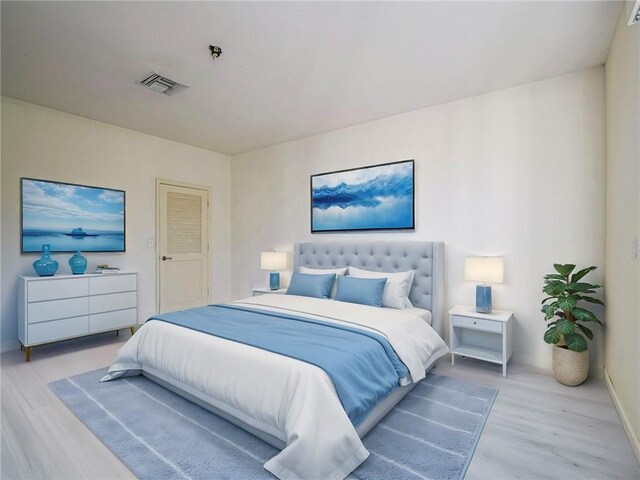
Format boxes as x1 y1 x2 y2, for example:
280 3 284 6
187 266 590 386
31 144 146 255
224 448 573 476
137 72 188 96
629 0 640 26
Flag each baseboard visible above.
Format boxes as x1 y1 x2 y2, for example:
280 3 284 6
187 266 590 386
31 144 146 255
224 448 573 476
511 351 551 370
604 367 640 465
511 351 603 379
1 339 21 353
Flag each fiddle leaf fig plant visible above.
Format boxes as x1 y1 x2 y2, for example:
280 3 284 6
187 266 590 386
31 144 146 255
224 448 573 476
542 264 603 352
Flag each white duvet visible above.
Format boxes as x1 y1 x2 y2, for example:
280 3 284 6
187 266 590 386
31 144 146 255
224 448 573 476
103 294 448 480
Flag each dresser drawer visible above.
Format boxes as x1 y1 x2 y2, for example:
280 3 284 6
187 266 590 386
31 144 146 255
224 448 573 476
90 291 137 314
90 308 137 332
452 314 502 333
28 278 89 302
89 274 137 295
27 297 89 324
28 316 89 344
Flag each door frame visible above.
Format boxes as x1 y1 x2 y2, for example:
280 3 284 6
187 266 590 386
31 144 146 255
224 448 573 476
155 178 212 314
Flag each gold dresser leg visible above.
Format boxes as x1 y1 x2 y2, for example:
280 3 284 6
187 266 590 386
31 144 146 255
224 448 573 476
129 326 135 336
24 346 32 362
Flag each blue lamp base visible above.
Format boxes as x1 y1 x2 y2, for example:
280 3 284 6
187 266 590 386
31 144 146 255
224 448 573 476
475 285 492 313
269 272 280 290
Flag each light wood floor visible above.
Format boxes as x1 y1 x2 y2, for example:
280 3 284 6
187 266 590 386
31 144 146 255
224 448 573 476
1 333 638 480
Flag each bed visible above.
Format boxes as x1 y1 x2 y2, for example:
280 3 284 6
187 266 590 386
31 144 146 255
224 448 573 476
103 241 448 480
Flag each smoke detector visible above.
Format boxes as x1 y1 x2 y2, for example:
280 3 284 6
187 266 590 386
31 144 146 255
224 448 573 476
629 0 640 25
137 72 188 96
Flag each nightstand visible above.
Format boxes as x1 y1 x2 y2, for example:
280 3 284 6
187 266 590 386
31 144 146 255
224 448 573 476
449 305 514 377
252 287 287 296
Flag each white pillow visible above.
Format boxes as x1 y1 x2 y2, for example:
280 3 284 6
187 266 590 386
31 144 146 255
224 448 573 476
347 266 415 310
299 266 347 298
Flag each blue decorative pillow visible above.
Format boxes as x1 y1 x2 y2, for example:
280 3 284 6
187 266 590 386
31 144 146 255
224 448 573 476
334 276 387 308
286 272 336 299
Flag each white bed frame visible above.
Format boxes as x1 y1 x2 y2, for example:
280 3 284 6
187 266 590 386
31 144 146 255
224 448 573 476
146 240 445 449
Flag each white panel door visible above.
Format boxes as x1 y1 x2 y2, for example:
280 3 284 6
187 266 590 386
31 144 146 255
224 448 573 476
158 182 210 313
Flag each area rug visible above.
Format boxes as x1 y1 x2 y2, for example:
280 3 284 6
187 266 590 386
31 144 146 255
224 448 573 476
49 369 497 480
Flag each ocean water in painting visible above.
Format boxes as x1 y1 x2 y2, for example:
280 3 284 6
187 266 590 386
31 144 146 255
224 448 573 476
22 179 125 252
312 162 414 231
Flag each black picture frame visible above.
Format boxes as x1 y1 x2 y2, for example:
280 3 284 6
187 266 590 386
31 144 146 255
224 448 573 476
310 159 415 233
21 177 127 253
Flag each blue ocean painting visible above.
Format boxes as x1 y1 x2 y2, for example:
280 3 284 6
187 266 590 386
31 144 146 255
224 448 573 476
311 161 414 232
22 179 125 252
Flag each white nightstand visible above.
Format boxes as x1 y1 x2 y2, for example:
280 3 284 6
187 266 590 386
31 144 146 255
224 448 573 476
449 305 514 377
252 287 287 296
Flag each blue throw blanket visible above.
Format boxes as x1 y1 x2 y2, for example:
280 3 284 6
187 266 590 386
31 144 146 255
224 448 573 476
149 304 409 426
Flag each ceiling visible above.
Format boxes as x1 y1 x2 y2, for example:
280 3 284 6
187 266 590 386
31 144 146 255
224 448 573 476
1 1 621 155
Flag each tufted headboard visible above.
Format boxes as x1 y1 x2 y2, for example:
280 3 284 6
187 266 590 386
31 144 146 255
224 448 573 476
293 241 445 337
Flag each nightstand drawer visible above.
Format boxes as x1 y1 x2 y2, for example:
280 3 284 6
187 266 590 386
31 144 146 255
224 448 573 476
452 315 502 333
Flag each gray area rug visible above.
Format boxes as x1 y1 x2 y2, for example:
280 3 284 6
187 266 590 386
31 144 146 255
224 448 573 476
50 368 497 480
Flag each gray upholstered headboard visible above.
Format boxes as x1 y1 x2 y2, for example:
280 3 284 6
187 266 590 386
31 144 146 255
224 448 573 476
293 241 445 337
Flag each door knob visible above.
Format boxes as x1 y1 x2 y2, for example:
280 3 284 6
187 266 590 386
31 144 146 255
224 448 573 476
161 256 173 261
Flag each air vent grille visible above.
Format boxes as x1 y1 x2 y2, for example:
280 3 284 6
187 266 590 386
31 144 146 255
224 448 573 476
137 72 188 96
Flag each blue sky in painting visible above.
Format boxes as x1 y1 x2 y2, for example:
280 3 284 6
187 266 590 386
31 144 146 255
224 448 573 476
22 179 124 233
312 162 413 231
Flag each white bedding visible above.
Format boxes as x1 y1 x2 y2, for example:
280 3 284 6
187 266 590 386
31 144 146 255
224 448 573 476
103 294 448 480
387 306 432 324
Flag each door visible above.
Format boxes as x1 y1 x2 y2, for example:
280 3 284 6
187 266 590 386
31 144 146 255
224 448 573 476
157 180 210 313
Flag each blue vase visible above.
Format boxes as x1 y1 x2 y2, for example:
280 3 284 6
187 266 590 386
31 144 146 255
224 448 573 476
68 251 87 275
475 284 493 314
33 244 59 277
269 272 280 290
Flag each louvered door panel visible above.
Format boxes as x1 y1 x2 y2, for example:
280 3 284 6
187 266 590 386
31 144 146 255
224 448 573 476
167 192 202 254
158 182 210 313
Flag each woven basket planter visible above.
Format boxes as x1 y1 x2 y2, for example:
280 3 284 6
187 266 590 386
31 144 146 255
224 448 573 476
552 345 589 386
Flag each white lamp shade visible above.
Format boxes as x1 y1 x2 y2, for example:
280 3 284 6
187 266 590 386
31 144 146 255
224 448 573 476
464 256 504 283
261 251 287 271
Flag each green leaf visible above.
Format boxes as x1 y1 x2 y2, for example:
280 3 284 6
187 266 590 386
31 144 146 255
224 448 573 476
543 281 566 296
572 307 598 322
564 333 588 352
557 296 577 312
577 295 604 306
566 282 601 293
544 327 562 344
544 274 567 281
571 308 603 327
541 303 558 320
555 319 575 335
570 266 597 283
576 323 594 340
553 264 576 276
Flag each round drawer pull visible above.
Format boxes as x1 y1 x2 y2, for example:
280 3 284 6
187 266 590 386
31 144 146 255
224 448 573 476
473 321 477 324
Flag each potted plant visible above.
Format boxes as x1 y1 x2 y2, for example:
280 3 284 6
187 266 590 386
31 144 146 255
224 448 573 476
542 263 603 386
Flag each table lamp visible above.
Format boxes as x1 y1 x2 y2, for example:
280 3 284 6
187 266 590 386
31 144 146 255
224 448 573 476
261 251 287 290
464 256 504 313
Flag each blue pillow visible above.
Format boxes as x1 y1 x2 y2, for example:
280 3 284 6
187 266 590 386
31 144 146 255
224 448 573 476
286 272 336 299
334 276 387 308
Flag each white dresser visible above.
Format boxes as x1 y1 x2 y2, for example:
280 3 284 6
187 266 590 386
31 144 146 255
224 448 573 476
18 272 138 362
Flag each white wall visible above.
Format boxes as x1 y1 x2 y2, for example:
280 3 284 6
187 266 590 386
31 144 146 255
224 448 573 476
231 68 606 374
604 1 640 457
0 97 232 351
